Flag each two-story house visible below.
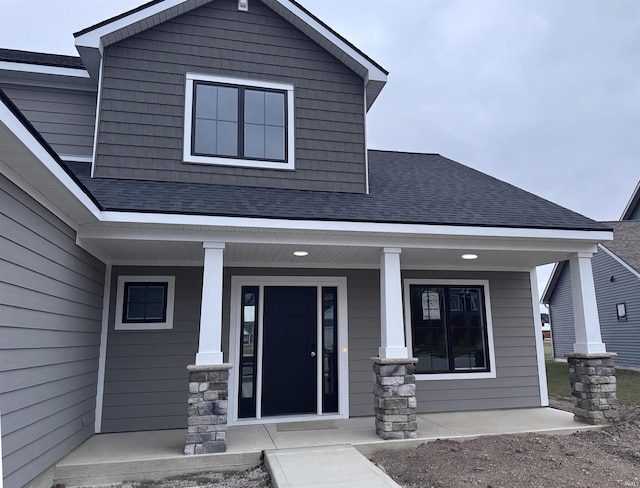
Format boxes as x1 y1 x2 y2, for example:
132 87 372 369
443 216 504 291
0 1 615 486
543 182 640 370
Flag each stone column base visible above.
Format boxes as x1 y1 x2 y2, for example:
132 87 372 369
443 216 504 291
184 363 232 454
566 353 618 425
371 357 419 440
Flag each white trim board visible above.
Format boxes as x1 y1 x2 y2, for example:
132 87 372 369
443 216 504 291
530 268 549 407
94 263 112 433
227 275 349 425
598 243 640 280
0 60 89 78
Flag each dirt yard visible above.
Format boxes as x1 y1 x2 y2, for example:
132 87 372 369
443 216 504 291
119 398 639 488
371 398 640 488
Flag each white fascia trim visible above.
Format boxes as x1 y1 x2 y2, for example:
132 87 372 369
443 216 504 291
403 278 497 381
540 261 562 304
0 61 89 78
183 73 295 170
98 211 614 242
90 57 104 177
1 100 102 220
94 263 112 433
530 268 549 407
74 0 189 50
270 0 387 83
60 155 93 164
598 243 640 280
620 180 640 220
363 87 369 194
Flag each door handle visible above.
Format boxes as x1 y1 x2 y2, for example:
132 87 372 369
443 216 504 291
310 351 316 357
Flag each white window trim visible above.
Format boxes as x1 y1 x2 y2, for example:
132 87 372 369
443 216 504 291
114 275 175 330
403 278 497 380
183 73 295 170
228 276 349 425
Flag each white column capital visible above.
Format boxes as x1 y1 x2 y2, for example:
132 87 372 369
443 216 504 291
382 247 402 255
203 241 225 250
571 251 594 260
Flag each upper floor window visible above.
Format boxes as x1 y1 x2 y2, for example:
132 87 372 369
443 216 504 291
184 73 295 170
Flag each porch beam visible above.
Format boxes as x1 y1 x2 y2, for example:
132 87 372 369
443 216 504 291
569 252 606 354
196 242 225 365
379 247 408 358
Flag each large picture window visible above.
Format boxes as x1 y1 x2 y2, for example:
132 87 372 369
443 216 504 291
184 73 295 169
404 280 495 379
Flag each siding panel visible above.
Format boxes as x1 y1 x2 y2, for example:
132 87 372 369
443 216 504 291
0 84 96 158
94 0 367 193
0 175 105 488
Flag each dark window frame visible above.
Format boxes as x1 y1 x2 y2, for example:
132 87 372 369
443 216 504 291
408 284 492 375
191 81 288 163
121 281 169 324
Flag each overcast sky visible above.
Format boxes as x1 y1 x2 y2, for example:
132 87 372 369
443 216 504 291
1 0 639 298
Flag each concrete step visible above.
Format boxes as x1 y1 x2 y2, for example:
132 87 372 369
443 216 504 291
54 451 262 487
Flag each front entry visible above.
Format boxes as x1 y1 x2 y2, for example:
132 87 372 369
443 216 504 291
262 286 317 416
232 278 344 422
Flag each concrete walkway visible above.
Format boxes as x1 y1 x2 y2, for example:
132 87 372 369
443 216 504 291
55 408 597 486
265 445 400 488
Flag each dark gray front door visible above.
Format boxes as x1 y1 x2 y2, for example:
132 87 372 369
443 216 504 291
261 286 317 416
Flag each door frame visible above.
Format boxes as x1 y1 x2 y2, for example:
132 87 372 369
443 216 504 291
228 276 349 425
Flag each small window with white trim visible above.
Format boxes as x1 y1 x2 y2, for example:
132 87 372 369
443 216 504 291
404 279 496 380
184 73 295 170
115 276 175 330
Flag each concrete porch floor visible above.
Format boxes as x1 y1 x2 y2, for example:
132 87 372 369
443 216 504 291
55 408 596 486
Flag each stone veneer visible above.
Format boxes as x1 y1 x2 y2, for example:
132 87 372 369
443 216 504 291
566 353 619 425
372 357 419 440
184 363 232 455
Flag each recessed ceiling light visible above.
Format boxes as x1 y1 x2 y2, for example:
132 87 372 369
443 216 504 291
293 251 309 257
461 253 478 260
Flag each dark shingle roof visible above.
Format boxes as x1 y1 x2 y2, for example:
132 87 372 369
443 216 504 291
0 48 85 70
66 151 608 231
600 221 640 273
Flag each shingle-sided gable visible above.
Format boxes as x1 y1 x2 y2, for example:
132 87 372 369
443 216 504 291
620 181 640 221
92 0 372 193
600 221 640 274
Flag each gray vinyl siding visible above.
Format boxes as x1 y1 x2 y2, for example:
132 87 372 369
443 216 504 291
101 267 202 433
592 250 640 369
0 83 96 158
0 175 105 488
101 267 541 432
94 0 367 193
548 263 575 359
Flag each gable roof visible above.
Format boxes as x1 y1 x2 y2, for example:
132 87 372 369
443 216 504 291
63 150 608 231
620 180 640 220
542 220 640 303
600 221 640 273
73 0 387 109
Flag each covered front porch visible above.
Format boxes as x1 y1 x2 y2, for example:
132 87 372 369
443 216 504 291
53 407 597 486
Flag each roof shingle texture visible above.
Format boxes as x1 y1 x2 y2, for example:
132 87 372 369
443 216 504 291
0 48 85 69
601 221 640 272
67 151 607 231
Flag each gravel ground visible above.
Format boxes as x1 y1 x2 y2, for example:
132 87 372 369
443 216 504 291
370 400 640 488
115 465 272 488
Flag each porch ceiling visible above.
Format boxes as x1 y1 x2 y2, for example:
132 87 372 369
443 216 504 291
80 238 582 270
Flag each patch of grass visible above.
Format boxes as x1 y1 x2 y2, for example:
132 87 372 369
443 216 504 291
544 340 640 407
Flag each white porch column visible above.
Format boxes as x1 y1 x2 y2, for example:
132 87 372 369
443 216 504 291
569 252 606 354
379 247 408 358
196 242 225 365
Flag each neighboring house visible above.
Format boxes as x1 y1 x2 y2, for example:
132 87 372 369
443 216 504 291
541 313 551 339
0 1 614 486
543 183 640 370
